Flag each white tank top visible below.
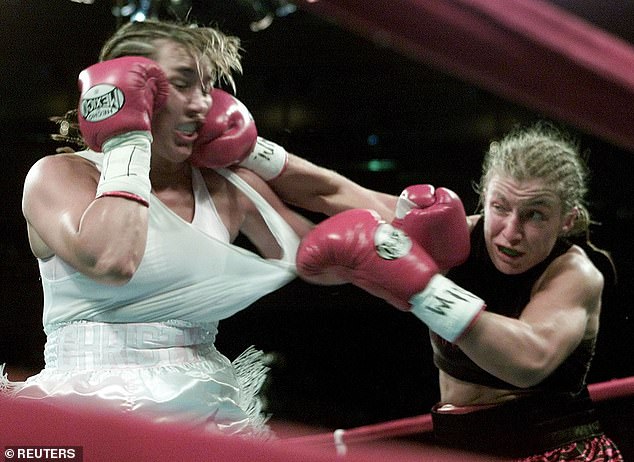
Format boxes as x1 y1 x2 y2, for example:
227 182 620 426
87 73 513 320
39 150 299 334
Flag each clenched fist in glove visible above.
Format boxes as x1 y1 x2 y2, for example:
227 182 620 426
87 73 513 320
189 89 288 179
78 56 169 152
189 88 258 169
297 209 485 343
78 56 170 206
392 184 470 271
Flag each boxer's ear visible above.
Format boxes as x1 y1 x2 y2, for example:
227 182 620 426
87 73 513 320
561 206 578 235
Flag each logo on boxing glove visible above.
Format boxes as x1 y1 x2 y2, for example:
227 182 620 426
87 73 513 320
374 223 413 260
80 84 126 122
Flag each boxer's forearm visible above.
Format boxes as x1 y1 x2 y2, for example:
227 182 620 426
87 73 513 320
266 153 397 220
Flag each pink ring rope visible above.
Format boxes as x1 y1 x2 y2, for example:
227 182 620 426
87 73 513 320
1 376 631 461
281 376 634 447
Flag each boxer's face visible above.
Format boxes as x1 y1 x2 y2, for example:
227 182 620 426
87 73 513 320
483 174 571 275
150 40 212 163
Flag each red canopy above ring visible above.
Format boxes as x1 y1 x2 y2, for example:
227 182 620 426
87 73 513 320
298 0 634 153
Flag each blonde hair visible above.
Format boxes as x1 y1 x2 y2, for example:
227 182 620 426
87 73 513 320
99 19 243 91
476 122 590 237
52 19 243 148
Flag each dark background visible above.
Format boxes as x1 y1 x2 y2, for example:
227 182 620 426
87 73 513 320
2 0 633 447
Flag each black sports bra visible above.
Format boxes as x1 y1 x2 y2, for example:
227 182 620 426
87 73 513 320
431 218 596 391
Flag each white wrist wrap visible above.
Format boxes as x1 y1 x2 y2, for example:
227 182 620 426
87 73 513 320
394 190 416 219
239 136 288 181
97 131 152 206
409 274 485 342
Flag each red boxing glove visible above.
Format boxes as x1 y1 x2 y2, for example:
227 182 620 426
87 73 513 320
296 209 439 310
189 89 258 169
78 56 170 152
392 185 470 270
297 208 485 343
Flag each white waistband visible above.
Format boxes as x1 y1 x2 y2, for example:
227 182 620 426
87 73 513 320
44 321 218 370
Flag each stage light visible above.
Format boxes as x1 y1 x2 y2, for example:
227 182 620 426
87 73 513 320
236 0 297 32
365 159 398 172
111 0 194 23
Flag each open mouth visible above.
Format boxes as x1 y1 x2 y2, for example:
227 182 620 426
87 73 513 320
177 122 197 135
498 246 522 257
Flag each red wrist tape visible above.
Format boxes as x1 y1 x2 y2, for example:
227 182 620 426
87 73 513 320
97 191 149 207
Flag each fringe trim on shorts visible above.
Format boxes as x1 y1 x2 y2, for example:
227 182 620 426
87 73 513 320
0 364 9 392
233 346 273 439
